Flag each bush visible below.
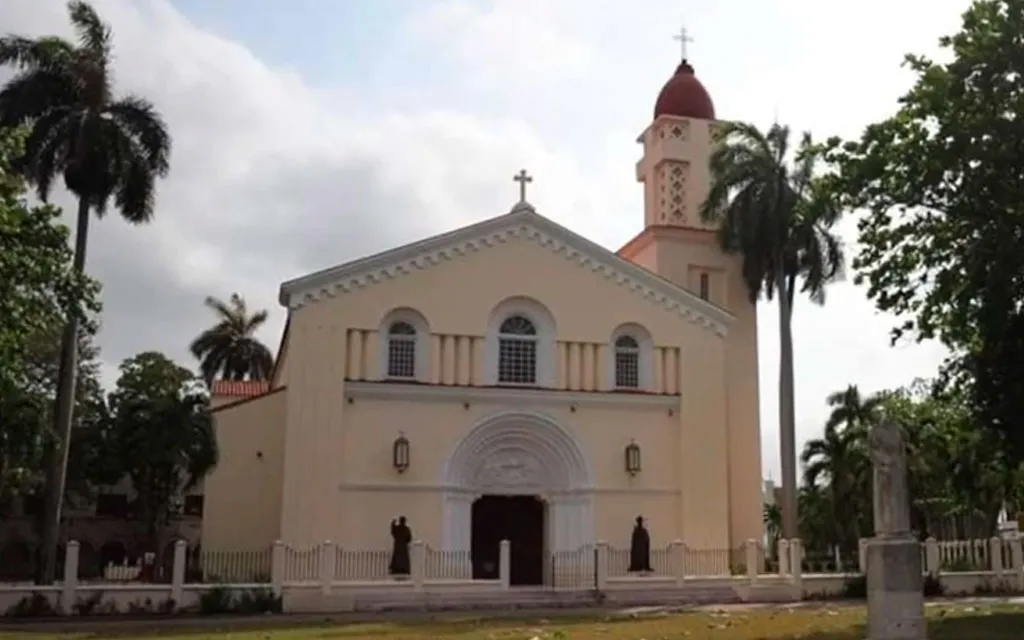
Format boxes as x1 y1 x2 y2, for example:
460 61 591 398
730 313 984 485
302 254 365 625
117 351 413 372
198 587 280 615
842 575 867 599
840 572 944 599
73 591 104 616
4 593 57 618
198 587 235 614
236 588 282 614
922 573 946 597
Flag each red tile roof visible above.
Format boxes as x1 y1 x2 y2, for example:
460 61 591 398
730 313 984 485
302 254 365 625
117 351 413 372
210 380 270 397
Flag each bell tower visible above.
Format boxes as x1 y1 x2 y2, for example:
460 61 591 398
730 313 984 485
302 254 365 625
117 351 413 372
618 41 764 555
635 58 716 231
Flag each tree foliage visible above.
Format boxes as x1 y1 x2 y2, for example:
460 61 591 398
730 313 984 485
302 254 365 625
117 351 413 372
799 380 1017 558
0 126 101 508
824 0 1024 460
0 0 172 581
190 293 274 385
90 351 218 549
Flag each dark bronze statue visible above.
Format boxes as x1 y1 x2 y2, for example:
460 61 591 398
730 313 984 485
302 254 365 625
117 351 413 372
628 515 652 572
389 516 413 576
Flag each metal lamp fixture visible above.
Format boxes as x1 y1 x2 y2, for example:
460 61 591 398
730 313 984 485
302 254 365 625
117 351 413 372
393 433 410 473
624 440 641 476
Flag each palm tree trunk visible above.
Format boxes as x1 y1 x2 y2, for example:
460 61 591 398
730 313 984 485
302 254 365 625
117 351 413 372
777 270 799 540
34 197 90 585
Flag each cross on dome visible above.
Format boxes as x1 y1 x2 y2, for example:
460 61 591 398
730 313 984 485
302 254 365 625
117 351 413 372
513 169 533 203
672 25 693 60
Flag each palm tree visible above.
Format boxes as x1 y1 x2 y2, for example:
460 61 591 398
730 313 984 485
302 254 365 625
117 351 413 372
190 293 274 385
800 420 870 552
699 122 844 540
0 1 172 583
824 384 884 432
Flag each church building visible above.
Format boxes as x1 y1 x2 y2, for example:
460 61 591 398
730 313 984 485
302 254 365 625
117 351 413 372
202 54 763 584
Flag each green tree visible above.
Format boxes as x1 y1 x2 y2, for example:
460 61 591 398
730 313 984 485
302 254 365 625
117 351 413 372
0 126 101 521
823 0 1024 468
0 1 172 582
92 352 218 554
699 122 845 539
189 293 274 385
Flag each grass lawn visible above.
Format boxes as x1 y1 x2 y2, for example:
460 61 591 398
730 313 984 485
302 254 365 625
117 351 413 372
0 603 1021 639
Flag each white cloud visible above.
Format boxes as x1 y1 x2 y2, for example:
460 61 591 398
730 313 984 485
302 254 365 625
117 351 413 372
4 0 968 483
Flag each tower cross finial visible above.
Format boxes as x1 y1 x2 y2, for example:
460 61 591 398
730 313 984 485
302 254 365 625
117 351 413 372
673 26 693 60
513 169 533 203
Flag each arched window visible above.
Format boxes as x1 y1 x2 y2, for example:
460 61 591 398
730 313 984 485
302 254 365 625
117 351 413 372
497 315 537 384
607 323 653 392
614 335 641 389
386 321 417 378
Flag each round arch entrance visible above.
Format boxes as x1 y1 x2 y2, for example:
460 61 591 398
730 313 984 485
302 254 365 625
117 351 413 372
441 411 594 584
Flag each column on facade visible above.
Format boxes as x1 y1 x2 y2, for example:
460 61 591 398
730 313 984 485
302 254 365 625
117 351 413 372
441 492 475 552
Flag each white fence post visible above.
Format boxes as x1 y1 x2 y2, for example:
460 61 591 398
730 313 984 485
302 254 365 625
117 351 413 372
789 539 803 598
671 539 685 587
777 539 790 578
596 541 609 591
925 537 940 574
410 540 425 592
271 540 285 597
60 540 79 614
1010 534 1024 590
745 539 759 583
170 540 186 605
858 538 868 573
990 537 1004 578
319 541 334 596
499 540 511 590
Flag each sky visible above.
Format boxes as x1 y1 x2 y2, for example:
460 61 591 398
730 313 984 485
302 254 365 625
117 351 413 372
3 0 966 481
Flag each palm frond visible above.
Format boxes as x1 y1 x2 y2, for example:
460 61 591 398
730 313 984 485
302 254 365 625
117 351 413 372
18 106 77 201
67 1 111 59
0 67 79 128
0 35 74 69
105 96 171 175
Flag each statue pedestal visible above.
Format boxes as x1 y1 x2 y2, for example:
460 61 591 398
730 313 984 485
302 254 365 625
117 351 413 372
866 536 926 640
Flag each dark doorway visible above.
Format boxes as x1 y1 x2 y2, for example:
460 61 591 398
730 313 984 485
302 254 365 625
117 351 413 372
471 495 545 586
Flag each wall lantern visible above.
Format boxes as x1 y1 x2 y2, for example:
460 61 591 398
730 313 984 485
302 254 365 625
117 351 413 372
393 433 410 473
624 440 641 476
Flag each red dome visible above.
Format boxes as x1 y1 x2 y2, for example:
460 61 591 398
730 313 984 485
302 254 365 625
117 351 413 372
653 60 715 120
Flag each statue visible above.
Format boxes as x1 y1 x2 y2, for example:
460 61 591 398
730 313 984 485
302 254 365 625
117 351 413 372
388 516 412 576
869 421 911 537
628 515 652 573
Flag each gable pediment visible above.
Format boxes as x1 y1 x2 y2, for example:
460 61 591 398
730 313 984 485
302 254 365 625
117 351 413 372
278 204 734 336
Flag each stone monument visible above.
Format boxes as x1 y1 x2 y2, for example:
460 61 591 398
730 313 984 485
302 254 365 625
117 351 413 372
866 421 926 640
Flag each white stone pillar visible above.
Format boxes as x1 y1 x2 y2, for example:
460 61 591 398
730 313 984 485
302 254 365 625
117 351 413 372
171 540 186 604
271 540 285 597
60 541 79 614
499 540 511 590
319 541 334 595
